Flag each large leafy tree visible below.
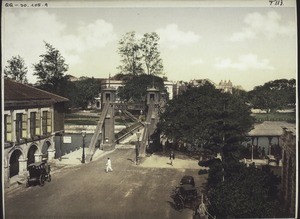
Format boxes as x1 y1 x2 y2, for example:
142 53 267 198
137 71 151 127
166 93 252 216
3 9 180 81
4 55 28 83
141 32 164 75
207 162 281 218
117 31 164 76
118 74 166 103
74 77 101 109
157 82 254 154
117 31 143 75
248 79 296 112
33 42 69 96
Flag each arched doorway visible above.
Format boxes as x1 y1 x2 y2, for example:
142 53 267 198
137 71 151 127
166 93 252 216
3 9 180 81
9 149 22 177
27 144 39 168
42 140 51 160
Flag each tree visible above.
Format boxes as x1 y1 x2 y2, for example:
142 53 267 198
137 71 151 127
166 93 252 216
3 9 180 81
4 55 28 83
141 32 164 75
117 31 143 75
74 77 101 109
207 162 281 218
117 74 166 103
157 82 254 154
248 79 296 112
117 31 164 76
33 42 69 96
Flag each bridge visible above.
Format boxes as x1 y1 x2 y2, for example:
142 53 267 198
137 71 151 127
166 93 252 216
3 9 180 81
86 86 163 162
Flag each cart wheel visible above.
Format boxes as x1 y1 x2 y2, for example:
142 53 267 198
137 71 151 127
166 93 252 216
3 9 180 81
39 175 45 186
47 174 51 182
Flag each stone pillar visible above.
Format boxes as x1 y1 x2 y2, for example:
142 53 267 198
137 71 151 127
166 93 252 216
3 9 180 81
34 153 43 162
267 137 273 155
4 164 10 188
47 148 56 160
101 87 116 151
18 158 28 176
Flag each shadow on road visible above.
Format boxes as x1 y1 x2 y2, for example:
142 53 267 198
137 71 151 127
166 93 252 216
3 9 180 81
166 200 179 211
127 158 135 164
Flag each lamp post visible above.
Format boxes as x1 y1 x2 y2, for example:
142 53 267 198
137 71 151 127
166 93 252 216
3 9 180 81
81 130 86 164
251 144 254 161
136 131 141 165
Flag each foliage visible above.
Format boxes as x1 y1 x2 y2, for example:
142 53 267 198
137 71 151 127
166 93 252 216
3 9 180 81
4 55 28 83
207 162 281 218
73 77 101 109
33 42 69 96
157 82 254 154
140 32 164 75
252 112 295 122
117 31 143 75
117 74 166 102
117 31 164 76
112 73 134 81
248 79 296 113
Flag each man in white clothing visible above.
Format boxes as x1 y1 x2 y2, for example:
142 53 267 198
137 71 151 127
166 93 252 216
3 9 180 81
106 158 113 173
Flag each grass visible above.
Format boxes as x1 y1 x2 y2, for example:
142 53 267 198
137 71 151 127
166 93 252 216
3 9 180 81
65 113 134 126
252 112 295 123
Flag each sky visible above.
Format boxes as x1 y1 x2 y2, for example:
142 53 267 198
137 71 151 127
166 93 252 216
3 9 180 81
2 0 297 91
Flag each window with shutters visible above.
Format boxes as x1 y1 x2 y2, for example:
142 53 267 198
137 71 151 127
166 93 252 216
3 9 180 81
47 111 52 133
42 111 52 135
15 113 23 141
42 111 47 135
30 112 36 137
36 111 41 135
5 115 12 142
22 113 27 138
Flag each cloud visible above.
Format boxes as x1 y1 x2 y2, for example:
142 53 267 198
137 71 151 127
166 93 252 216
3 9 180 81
190 58 204 65
2 10 117 82
156 24 200 49
215 54 274 70
229 11 295 42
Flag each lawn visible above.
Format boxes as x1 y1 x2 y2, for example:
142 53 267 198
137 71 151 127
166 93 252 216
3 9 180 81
252 112 295 123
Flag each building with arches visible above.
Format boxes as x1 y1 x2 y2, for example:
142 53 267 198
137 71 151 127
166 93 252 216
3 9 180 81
3 79 68 187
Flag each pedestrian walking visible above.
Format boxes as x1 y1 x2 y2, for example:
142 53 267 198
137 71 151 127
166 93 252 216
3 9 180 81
105 158 113 173
169 151 175 166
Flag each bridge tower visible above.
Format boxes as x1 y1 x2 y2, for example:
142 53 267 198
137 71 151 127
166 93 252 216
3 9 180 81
146 87 160 105
101 87 116 151
140 87 160 157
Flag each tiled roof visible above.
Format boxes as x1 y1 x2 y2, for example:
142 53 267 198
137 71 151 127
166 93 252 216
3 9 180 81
248 121 296 136
4 79 69 103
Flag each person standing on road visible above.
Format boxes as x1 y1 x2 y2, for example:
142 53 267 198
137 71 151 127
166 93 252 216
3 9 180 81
106 158 113 173
169 151 175 166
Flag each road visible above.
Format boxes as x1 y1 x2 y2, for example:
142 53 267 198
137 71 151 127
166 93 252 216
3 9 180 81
4 148 207 219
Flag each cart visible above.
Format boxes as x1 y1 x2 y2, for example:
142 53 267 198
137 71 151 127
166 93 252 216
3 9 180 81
26 161 51 187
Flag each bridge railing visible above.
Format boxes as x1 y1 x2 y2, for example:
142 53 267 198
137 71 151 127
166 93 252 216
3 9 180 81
140 103 155 157
86 103 109 161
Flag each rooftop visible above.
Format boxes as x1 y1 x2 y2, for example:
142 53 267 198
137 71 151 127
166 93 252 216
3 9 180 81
4 79 69 103
248 121 296 136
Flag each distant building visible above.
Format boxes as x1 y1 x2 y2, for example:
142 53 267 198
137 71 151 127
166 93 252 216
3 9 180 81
173 81 188 96
163 81 174 100
67 74 79 82
216 80 233 94
189 78 216 87
280 127 296 217
100 79 124 91
3 79 69 187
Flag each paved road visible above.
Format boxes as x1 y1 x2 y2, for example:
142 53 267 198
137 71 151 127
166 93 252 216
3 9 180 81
5 148 207 219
